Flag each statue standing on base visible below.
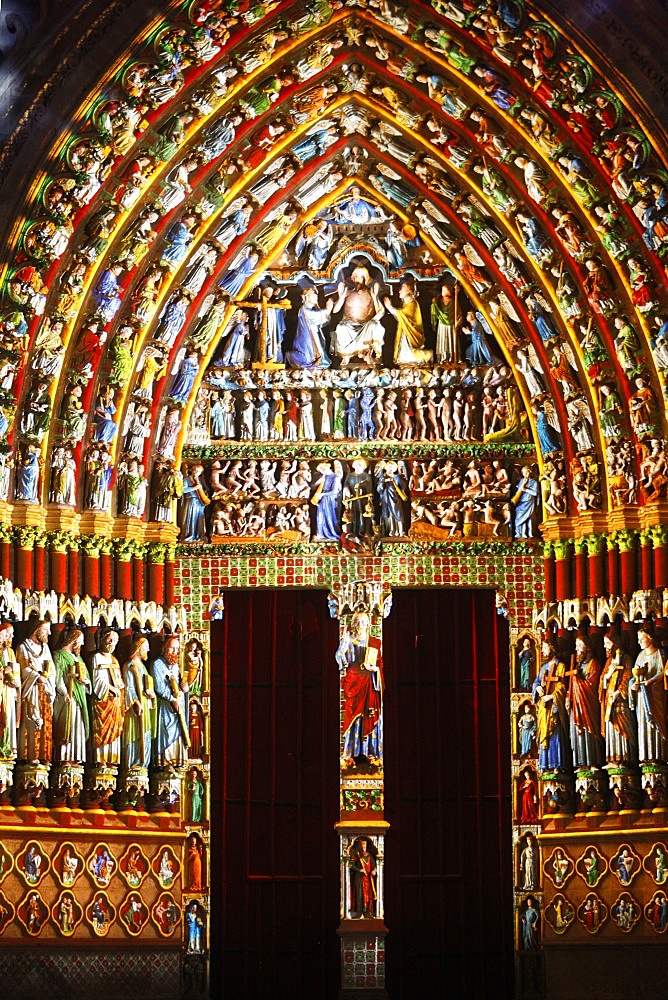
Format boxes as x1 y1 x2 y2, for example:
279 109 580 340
121 635 156 773
17 620 55 764
630 626 667 764
151 635 190 770
52 629 91 765
599 632 637 765
0 624 20 760
89 629 125 768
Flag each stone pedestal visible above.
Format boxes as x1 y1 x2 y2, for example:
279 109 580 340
50 762 84 808
575 767 607 814
641 763 668 808
338 921 388 999
83 764 118 809
540 771 575 817
0 759 14 803
13 762 50 806
605 764 642 810
117 766 150 810
150 766 183 814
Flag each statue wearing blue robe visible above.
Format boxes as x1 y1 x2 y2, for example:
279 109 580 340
312 465 342 540
92 397 118 443
15 451 40 501
151 653 188 767
219 255 259 297
155 294 189 348
465 317 495 365
293 129 334 165
93 268 122 321
533 658 570 772
162 221 192 267
285 304 331 368
512 468 540 538
199 117 237 158
376 464 410 537
180 473 208 542
535 408 561 456
168 354 199 404
219 319 247 366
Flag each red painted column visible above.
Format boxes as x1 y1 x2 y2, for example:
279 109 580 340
148 544 167 606
100 546 113 601
554 540 572 601
49 544 68 594
586 535 606 597
616 531 638 596
641 531 654 591
34 541 46 592
543 542 555 604
83 545 100 599
17 544 34 591
133 549 145 603
0 543 10 582
653 527 668 589
607 539 619 598
574 540 587 600
68 544 80 596
114 541 134 601
165 545 176 607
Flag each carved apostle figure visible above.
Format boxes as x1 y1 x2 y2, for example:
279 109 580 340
630 627 667 764
151 635 190 769
90 629 125 767
122 635 156 772
17 620 56 764
0 623 20 759
52 628 91 765
599 632 637 765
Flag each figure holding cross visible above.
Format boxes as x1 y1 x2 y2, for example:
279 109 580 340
236 281 291 367
532 637 571 772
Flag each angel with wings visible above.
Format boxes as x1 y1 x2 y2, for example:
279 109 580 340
533 399 562 456
516 345 546 397
488 294 521 347
492 243 530 292
565 395 596 452
454 245 493 294
525 292 559 343
549 342 581 394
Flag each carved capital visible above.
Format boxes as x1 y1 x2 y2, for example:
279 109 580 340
114 538 136 561
16 525 40 550
147 542 168 565
651 525 668 548
96 536 115 555
553 538 572 561
80 536 101 558
47 529 71 553
584 533 606 557
613 529 638 554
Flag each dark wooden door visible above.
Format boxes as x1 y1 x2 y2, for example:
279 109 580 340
210 590 341 1000
382 589 514 1000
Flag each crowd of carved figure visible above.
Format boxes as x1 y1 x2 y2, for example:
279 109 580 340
0 0 666 521
172 454 541 542
0 620 207 811
515 627 668 817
